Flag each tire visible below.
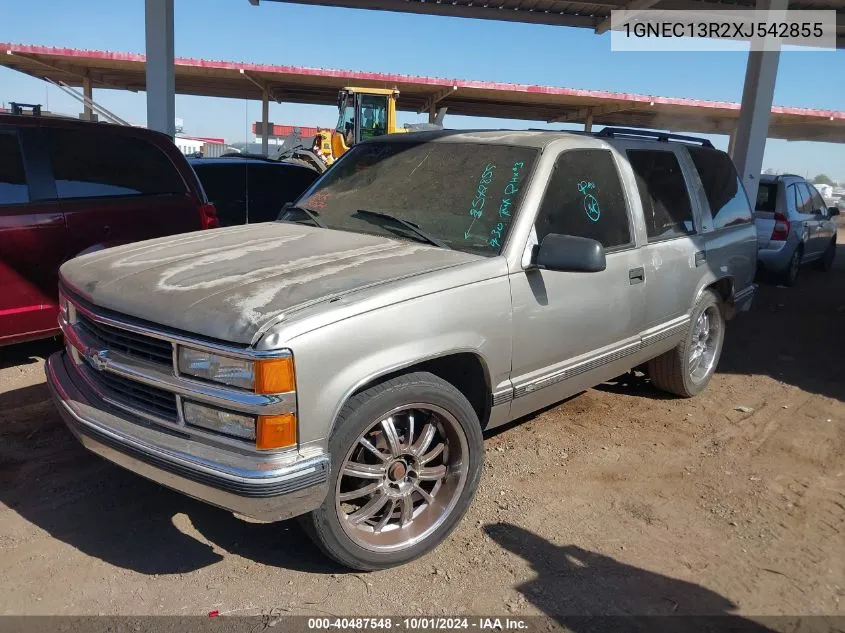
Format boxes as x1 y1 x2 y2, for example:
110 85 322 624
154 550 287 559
302 372 484 570
814 238 836 272
647 289 725 398
781 246 802 286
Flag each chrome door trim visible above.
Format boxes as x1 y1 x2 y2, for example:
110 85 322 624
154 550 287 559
511 315 690 400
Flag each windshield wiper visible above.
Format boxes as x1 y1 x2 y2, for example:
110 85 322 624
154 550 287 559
355 209 448 249
279 203 327 228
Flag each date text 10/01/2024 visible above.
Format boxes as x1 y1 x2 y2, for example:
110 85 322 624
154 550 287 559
307 617 529 630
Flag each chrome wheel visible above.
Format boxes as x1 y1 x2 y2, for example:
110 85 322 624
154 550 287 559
335 404 469 552
688 305 722 383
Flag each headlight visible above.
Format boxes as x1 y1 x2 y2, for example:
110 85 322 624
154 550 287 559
183 401 256 440
178 347 295 393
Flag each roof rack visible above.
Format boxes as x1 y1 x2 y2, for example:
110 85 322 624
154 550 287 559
595 127 713 148
9 102 42 116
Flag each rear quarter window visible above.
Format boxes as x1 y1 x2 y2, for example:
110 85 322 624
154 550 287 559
46 128 186 199
687 147 753 229
755 183 777 212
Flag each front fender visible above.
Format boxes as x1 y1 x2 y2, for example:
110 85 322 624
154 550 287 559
285 277 513 446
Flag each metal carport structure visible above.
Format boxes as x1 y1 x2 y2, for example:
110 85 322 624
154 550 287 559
242 0 845 202
4 43 843 141
26 0 844 201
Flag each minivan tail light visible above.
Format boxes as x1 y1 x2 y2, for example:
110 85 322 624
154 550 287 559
770 213 790 241
198 202 219 229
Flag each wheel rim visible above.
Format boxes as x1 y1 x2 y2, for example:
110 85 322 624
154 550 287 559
688 306 722 383
335 403 469 552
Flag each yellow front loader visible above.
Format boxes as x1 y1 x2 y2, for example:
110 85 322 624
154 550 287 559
280 87 407 173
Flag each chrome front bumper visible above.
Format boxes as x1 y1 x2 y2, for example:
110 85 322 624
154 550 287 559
46 351 330 522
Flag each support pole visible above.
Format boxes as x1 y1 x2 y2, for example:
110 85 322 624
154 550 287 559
261 90 270 156
81 72 94 121
584 108 594 134
145 0 175 137
727 123 738 156
429 102 436 124
730 0 786 205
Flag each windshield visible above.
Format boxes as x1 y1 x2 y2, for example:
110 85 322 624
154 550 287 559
292 141 538 256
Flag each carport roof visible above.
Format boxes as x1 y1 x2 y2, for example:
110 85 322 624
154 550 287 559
262 0 845 45
2 42 844 142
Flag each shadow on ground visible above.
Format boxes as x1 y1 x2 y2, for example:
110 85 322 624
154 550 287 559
0 338 61 370
0 373 337 575
485 522 778 631
717 242 845 402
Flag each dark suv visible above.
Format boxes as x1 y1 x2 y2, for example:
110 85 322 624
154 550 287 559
0 114 217 346
188 156 318 227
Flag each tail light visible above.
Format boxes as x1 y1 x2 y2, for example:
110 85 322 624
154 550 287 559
198 202 219 229
770 213 790 241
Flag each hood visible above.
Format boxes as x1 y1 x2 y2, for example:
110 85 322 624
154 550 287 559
61 223 481 345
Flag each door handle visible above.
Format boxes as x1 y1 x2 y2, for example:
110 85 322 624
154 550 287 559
103 225 110 235
629 267 645 284
694 250 706 267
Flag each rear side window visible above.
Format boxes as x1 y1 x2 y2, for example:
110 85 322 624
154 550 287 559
249 164 316 202
191 163 247 226
194 163 246 204
755 183 777 212
534 149 631 249
688 147 752 229
46 128 185 199
627 149 695 241
0 132 29 205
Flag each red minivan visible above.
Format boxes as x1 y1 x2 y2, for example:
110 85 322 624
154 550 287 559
0 113 217 346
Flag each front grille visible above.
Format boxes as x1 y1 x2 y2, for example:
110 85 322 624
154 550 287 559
78 313 173 366
81 361 179 422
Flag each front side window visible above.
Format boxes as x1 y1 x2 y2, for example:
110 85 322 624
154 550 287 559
807 185 827 214
688 147 752 229
359 94 388 141
534 149 631 249
0 131 29 205
47 128 185 199
336 95 356 145
794 182 813 214
294 141 538 256
627 149 695 241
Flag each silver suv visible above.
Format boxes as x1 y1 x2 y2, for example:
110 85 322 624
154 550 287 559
47 128 757 570
755 174 840 285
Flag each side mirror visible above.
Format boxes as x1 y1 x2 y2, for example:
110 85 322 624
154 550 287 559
829 206 840 217
533 234 606 273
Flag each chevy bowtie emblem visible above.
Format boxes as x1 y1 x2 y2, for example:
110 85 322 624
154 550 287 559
87 349 109 372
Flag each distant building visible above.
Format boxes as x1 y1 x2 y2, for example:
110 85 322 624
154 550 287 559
174 135 228 157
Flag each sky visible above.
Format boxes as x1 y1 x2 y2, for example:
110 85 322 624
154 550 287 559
1 0 844 181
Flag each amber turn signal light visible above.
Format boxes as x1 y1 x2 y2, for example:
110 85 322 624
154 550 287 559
256 413 297 450
254 357 295 394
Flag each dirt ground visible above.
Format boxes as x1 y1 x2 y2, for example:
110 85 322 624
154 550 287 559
0 231 843 622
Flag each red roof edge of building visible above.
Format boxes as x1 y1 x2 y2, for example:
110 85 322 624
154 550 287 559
3 42 843 121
